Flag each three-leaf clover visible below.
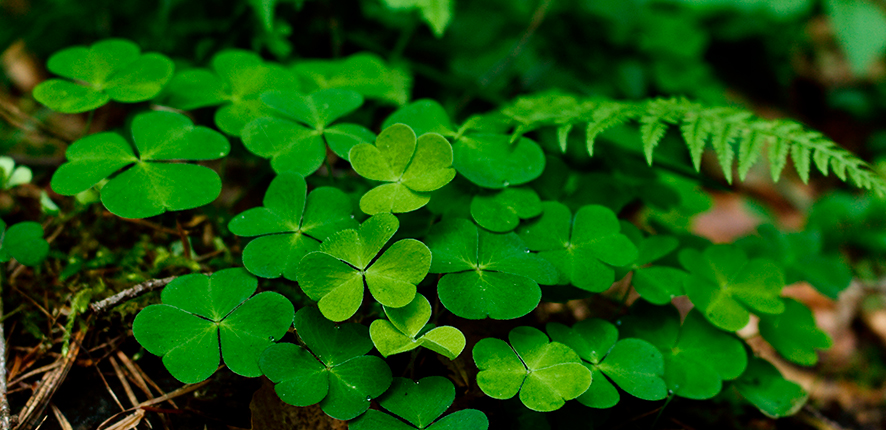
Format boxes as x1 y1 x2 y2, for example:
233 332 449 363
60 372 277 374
132 268 294 383
734 357 808 418
758 298 832 366
350 123 456 214
620 223 687 305
259 307 393 420
737 224 852 299
383 99 546 188
292 52 412 105
296 213 431 321
472 326 592 412
470 187 542 233
228 173 356 280
547 319 667 409
0 220 49 267
50 111 230 219
243 88 375 175
425 218 558 320
517 202 638 293
618 302 747 399
350 377 489 430
679 245 785 331
369 293 465 359
160 50 300 135
33 39 174 113
0 157 32 189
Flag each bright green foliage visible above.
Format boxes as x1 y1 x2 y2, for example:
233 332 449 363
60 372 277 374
737 225 852 299
679 245 785 331
825 0 886 76
243 88 374 175
498 94 886 195
259 307 393 420
228 173 356 280
132 268 294 383
620 223 687 305
293 52 412 105
296 213 431 321
369 293 465 359
470 187 542 233
734 358 808 418
33 39 174 113
351 377 489 430
351 123 456 214
0 157 32 189
50 111 230 219
381 0 453 37
547 320 667 409
618 302 747 400
758 299 832 366
472 326 592 412
384 99 547 189
161 50 300 135
425 218 558 320
517 202 638 293
0 221 49 267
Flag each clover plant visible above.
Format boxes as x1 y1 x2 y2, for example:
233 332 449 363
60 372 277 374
618 223 687 304
0 220 49 267
292 53 411 105
132 268 294 383
50 111 230 219
758 298 833 366
259 307 392 420
33 39 174 113
369 293 465 359
0 157 32 189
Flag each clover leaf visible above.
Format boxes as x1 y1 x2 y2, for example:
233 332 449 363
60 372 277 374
517 202 638 293
0 221 49 267
33 39 174 113
620 223 687 305
425 218 558 320
737 224 851 299
679 245 785 331
618 302 747 399
547 319 667 409
228 173 356 280
383 100 546 188
0 157 32 189
350 377 488 430
734 357 807 418
292 53 412 105
50 111 230 219
369 293 465 359
243 88 375 175
132 268 294 383
161 50 300 135
259 307 392 420
758 298 832 366
470 187 542 233
296 213 431 321
350 123 456 214
473 326 592 412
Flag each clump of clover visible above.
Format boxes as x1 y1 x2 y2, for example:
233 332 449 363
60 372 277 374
36 38 848 427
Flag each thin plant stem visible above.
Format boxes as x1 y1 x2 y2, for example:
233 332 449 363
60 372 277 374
82 110 95 138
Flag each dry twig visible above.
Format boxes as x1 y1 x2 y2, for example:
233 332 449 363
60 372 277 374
90 276 178 314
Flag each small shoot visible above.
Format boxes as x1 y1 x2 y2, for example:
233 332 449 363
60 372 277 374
132 268 295 383
350 123 456 214
369 293 465 359
228 173 356 280
0 157 33 189
472 326 592 412
33 39 174 113
259 307 393 420
296 213 431 321
425 218 558 320
350 376 489 430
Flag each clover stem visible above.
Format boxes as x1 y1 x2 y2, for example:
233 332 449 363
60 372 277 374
651 393 675 429
324 156 335 183
82 109 95 138
175 215 192 260
404 348 421 380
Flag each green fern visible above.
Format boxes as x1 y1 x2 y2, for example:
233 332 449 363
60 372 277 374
501 94 886 196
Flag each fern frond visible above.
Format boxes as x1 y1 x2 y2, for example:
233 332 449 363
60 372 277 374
499 95 886 196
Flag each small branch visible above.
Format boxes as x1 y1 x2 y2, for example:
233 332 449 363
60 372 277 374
90 277 178 314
